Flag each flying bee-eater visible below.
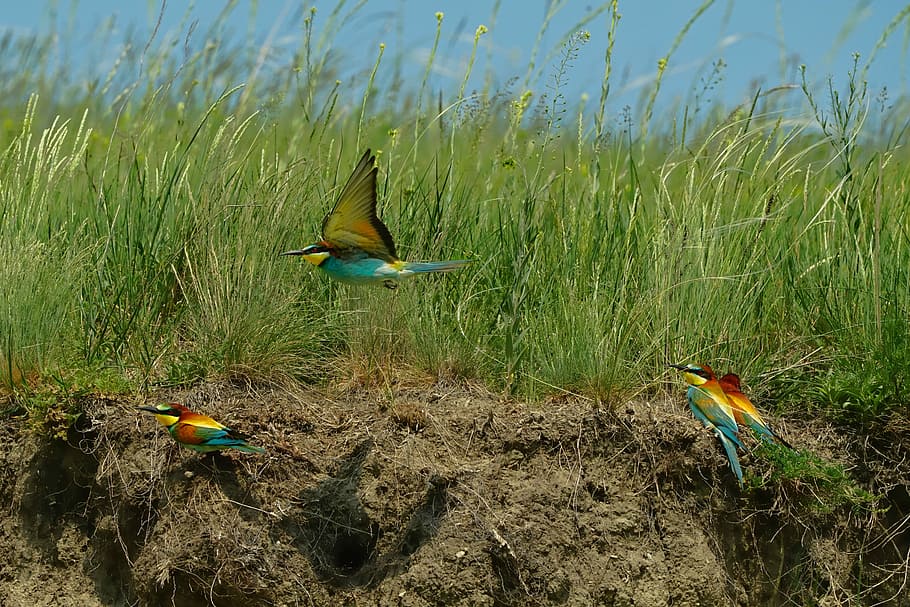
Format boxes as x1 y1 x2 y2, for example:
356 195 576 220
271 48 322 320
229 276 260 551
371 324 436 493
718 373 793 448
137 403 265 454
281 149 470 289
669 363 743 485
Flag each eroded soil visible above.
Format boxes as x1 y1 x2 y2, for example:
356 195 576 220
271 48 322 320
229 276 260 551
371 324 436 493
1 376 908 606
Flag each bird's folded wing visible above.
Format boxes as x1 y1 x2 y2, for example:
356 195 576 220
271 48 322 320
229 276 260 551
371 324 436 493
726 392 758 419
690 385 738 434
175 423 228 445
179 411 227 430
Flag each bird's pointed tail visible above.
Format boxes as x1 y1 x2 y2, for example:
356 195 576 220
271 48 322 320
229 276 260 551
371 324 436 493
714 429 743 486
754 424 795 450
401 259 471 274
231 444 266 454
773 432 795 450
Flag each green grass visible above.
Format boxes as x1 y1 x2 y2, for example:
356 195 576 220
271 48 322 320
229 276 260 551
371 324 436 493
747 440 879 515
1 2 909 427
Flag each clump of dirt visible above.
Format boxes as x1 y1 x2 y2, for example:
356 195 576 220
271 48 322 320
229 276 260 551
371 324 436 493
0 376 908 606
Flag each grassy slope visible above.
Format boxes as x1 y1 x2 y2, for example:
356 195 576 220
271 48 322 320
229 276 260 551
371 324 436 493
1 3 909 430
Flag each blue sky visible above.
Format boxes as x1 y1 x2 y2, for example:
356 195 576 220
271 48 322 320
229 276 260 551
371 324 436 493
3 1 907 116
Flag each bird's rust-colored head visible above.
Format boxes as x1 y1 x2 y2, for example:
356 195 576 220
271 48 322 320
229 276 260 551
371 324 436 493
718 373 742 392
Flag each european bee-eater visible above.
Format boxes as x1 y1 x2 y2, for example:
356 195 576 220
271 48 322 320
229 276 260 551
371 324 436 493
281 149 470 289
137 403 265 454
669 363 743 485
718 373 793 448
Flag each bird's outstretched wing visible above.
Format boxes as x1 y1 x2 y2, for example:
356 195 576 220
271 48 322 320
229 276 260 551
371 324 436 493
321 149 398 262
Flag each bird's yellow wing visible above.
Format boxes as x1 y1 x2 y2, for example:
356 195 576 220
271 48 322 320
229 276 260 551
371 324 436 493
180 410 227 431
321 149 398 262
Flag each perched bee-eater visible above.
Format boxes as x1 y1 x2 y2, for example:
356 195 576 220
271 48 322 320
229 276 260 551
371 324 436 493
137 403 265 454
669 363 743 485
718 373 793 448
281 149 470 289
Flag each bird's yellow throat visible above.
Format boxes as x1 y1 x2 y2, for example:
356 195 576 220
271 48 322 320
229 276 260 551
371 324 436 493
683 371 708 386
302 250 330 266
153 413 179 427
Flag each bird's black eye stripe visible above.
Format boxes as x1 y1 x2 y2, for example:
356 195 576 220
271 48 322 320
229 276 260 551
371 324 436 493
680 365 710 379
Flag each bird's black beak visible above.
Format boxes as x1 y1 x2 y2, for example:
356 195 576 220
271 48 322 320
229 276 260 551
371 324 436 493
667 363 687 371
136 405 160 414
280 249 304 256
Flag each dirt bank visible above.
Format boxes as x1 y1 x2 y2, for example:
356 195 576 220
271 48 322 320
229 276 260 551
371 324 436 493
1 377 908 606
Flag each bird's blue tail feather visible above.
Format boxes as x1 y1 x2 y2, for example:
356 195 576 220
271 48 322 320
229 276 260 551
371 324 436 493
208 437 265 453
403 260 471 274
714 430 743 485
